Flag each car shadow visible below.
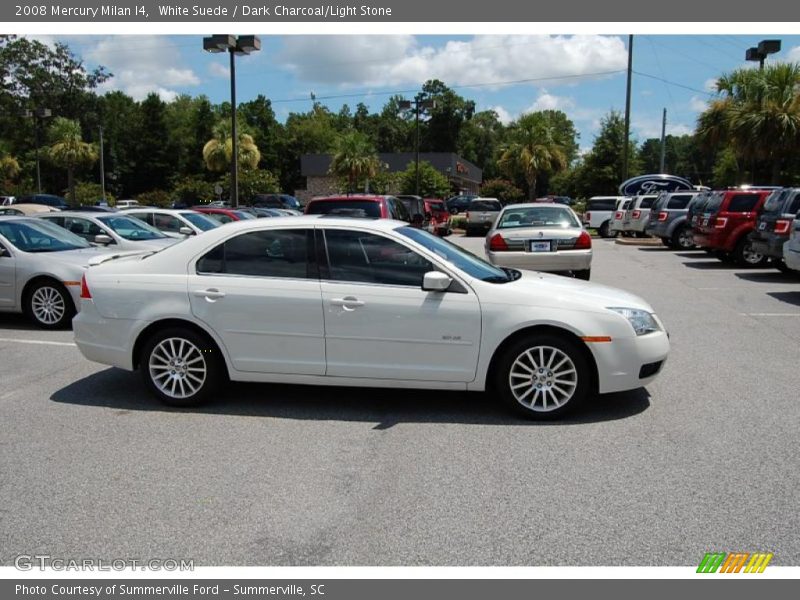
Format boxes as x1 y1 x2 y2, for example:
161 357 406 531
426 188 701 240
636 247 673 252
735 272 798 284
0 313 50 332
674 251 710 258
50 368 651 428
767 291 800 307
682 260 742 270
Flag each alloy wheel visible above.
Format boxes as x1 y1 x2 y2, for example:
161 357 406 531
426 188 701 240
508 345 578 412
30 286 66 325
148 337 207 400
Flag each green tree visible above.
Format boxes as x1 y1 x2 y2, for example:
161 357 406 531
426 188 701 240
498 112 570 200
398 161 450 198
696 63 800 184
202 120 261 173
45 117 98 205
479 178 524 205
217 169 280 205
328 131 383 193
457 109 506 179
133 93 174 194
575 111 640 197
0 153 21 186
239 94 282 174
419 80 475 152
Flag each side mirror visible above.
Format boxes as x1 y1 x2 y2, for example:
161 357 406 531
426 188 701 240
94 234 113 245
179 226 194 236
422 271 452 292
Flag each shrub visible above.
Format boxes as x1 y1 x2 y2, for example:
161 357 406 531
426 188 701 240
479 178 524 205
217 169 280 205
73 181 115 206
398 161 450 198
136 189 172 207
172 176 216 206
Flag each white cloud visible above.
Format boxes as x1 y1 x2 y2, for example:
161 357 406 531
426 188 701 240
633 116 693 139
491 106 513 125
689 95 708 112
279 35 627 89
704 78 718 92
786 46 800 63
526 90 576 112
83 36 200 101
208 62 229 78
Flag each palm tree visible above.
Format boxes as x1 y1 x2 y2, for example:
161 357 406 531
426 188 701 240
498 113 568 200
0 154 21 183
202 121 261 173
696 63 800 183
328 131 382 193
45 118 98 205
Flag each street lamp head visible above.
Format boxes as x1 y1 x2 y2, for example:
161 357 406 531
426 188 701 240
745 47 763 63
398 100 412 110
203 34 235 53
235 35 261 55
421 100 436 110
758 39 781 56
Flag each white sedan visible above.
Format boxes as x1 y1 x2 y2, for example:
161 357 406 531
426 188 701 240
73 217 670 419
485 203 592 280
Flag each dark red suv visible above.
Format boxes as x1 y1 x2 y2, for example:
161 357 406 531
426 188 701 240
691 189 772 266
304 195 411 221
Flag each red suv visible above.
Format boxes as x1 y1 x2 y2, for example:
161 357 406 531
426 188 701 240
192 207 255 224
304 195 411 221
423 198 450 236
691 189 772 266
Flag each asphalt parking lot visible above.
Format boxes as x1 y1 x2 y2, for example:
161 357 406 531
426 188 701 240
1 236 799 566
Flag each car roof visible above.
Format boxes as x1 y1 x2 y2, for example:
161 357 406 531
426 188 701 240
185 214 407 232
502 202 570 210
309 195 388 202
125 208 194 214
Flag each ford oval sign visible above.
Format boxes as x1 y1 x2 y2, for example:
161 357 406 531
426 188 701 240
619 174 694 196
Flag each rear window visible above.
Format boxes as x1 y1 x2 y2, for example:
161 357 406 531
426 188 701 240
763 189 790 214
306 200 382 218
498 206 580 229
470 200 502 211
787 193 800 215
587 198 617 211
427 201 446 212
638 196 657 209
666 194 694 209
726 194 759 213
701 192 724 214
621 200 633 210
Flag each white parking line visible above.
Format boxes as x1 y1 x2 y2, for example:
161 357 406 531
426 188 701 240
0 337 76 347
740 313 800 317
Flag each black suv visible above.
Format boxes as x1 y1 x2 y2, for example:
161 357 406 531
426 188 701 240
446 194 478 214
749 188 800 273
252 194 301 210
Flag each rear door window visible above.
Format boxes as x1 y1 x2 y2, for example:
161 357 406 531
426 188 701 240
587 199 617 211
197 229 311 279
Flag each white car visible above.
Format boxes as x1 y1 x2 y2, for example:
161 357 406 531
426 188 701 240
38 211 179 252
124 208 220 238
485 203 592 280
783 214 800 273
73 217 670 419
581 196 625 238
0 217 115 328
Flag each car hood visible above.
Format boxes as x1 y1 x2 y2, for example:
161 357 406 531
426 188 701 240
136 237 179 249
482 269 655 313
32 246 114 269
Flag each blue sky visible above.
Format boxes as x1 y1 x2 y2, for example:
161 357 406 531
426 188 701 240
35 34 800 152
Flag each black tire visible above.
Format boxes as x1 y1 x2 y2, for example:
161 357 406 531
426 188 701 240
574 269 591 281
774 259 792 274
660 237 673 248
23 279 75 330
494 333 590 420
139 327 224 407
464 226 475 237
733 237 769 267
672 224 695 250
598 221 611 238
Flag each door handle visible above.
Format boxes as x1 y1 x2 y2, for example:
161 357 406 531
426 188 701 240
192 288 226 300
331 296 365 310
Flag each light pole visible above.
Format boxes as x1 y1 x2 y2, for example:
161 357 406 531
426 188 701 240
399 94 436 196
746 39 781 69
622 34 633 182
24 107 51 194
203 34 261 207
98 125 106 204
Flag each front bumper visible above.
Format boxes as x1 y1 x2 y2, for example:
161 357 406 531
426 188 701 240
486 249 592 272
591 330 670 394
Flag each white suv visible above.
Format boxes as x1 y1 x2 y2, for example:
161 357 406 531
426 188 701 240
582 196 626 238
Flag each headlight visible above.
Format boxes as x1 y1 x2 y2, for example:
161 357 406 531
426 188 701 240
607 307 661 336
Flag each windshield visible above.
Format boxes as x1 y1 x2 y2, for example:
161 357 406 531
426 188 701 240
427 201 446 212
0 219 91 252
180 212 220 231
397 226 516 283
762 189 789 214
97 215 166 240
234 211 256 220
498 206 580 229
307 200 382 217
470 200 502 211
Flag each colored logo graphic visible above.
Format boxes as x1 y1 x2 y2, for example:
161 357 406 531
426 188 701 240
697 552 773 573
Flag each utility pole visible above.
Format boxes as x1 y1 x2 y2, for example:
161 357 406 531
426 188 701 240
99 125 106 203
622 34 633 181
399 94 436 196
229 47 238 207
659 108 667 173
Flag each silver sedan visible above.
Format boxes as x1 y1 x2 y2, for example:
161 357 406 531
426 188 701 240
0 217 115 328
484 203 593 280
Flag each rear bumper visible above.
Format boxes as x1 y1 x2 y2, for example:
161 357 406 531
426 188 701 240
750 235 787 259
784 241 800 271
645 222 668 237
591 330 670 394
692 229 726 250
73 300 140 371
626 218 650 233
486 249 592 272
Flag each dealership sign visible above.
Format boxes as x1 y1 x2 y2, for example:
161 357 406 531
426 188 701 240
619 174 694 196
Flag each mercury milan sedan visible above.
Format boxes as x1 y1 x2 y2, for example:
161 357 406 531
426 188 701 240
73 217 669 419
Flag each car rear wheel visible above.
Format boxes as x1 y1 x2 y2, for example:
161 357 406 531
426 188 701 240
495 334 590 420
574 269 591 281
140 328 223 407
733 237 769 267
598 221 613 238
660 237 673 248
24 280 75 329
673 225 695 250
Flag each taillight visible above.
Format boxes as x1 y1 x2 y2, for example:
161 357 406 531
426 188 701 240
584 212 591 220
80 273 92 299
714 217 728 229
658 211 668 222
489 233 509 251
632 210 641 219
774 219 791 234
574 231 592 250
465 211 470 220
615 211 623 219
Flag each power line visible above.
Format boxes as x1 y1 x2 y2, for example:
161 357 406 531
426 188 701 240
633 70 715 97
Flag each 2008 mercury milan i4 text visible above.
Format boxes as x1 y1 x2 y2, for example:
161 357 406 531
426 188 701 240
73 216 669 419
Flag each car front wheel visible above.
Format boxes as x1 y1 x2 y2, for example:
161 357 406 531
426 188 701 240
495 334 590 419
24 280 75 329
140 328 223 407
